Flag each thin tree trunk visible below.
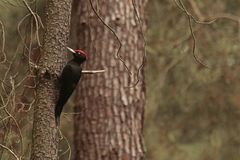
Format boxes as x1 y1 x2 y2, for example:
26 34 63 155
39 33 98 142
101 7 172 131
30 0 72 159
72 0 148 160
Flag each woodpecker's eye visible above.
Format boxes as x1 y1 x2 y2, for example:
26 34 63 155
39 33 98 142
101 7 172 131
75 49 88 59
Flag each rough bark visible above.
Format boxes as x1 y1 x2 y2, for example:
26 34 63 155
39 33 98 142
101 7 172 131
72 0 148 160
30 0 72 159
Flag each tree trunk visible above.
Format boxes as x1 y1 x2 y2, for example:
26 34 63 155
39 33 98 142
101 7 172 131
72 0 148 160
30 0 72 159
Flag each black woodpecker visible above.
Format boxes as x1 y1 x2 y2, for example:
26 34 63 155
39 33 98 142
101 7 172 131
55 47 88 126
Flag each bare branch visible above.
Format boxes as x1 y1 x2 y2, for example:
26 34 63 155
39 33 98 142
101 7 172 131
129 0 147 87
0 20 6 63
82 69 105 74
174 0 240 68
59 134 72 160
188 0 205 21
0 144 20 160
174 0 217 24
174 0 211 68
22 0 43 46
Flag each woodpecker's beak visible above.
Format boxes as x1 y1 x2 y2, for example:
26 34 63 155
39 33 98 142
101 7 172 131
66 47 76 54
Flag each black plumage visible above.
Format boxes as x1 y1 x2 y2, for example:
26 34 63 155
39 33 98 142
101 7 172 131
55 48 87 126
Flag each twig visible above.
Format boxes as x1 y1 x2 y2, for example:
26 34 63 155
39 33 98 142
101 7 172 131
8 77 24 157
0 78 11 89
175 0 210 68
0 144 20 160
0 2 40 159
129 0 147 87
174 0 217 24
63 112 81 115
59 134 72 160
22 0 44 46
188 0 204 21
82 69 105 74
88 0 132 75
18 13 34 53
0 20 7 63
188 0 240 24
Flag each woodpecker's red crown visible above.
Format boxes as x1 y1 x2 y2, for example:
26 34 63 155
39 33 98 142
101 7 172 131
66 47 88 59
75 49 88 59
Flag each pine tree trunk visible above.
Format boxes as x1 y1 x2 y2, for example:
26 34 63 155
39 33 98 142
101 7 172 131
72 0 148 160
30 0 72 159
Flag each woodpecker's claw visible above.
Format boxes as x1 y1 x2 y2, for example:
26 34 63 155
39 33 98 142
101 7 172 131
66 47 76 54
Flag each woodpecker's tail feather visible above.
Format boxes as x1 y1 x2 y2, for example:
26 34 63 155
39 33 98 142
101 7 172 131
55 103 63 126
55 115 60 126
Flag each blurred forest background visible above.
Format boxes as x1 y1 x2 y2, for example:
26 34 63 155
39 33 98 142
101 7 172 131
1 0 240 160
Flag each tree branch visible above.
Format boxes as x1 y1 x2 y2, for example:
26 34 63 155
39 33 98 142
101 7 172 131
82 69 105 74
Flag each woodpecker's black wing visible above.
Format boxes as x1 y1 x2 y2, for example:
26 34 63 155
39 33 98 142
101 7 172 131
55 63 82 125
